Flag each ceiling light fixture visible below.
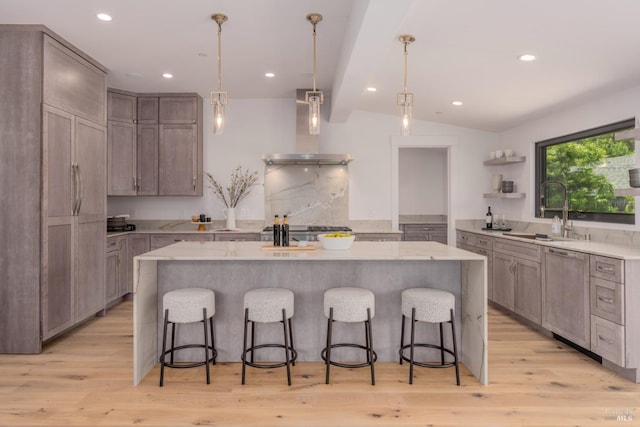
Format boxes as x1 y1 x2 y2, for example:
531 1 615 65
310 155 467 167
398 34 415 136
367 87 377 92
211 13 228 135
96 13 112 22
451 101 463 106
265 72 275 78
306 13 323 135
518 53 536 62
162 73 173 79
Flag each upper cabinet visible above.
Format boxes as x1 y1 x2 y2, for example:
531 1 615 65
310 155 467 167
107 91 202 196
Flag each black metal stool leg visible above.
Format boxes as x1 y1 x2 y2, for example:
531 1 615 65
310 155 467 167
439 322 445 365
241 307 249 385
288 318 295 366
399 314 405 365
367 307 375 386
282 309 292 386
170 322 176 365
409 307 416 385
450 308 460 386
250 318 256 364
364 321 371 365
325 307 333 384
160 309 169 387
203 308 210 384
210 316 216 365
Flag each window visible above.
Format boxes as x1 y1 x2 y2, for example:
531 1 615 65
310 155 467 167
535 119 635 225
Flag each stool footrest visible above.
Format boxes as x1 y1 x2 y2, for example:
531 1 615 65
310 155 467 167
161 344 217 369
242 344 298 369
399 343 456 368
321 343 378 369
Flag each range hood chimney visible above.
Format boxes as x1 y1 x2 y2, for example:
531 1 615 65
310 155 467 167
262 89 354 166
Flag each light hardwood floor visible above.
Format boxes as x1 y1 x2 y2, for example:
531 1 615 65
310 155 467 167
0 301 638 426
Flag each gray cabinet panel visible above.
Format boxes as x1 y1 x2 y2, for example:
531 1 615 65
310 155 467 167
43 106 73 218
107 91 137 123
43 35 106 125
158 124 198 195
75 118 106 216
542 247 590 348
150 233 213 250
75 218 106 321
402 223 447 243
514 257 542 324
159 97 198 124
492 252 515 311
107 120 137 195
355 233 402 242
137 97 158 124
105 245 119 303
215 233 260 241
136 124 159 195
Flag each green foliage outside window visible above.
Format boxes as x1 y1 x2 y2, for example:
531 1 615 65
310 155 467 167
543 132 635 217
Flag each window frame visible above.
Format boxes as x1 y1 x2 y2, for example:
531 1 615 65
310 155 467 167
534 118 636 225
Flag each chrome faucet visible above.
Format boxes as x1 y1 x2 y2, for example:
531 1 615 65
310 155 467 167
540 181 571 238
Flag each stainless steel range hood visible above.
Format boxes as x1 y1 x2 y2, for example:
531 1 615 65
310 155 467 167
262 89 354 166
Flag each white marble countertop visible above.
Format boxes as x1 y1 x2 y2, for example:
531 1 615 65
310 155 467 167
456 226 640 260
135 240 485 262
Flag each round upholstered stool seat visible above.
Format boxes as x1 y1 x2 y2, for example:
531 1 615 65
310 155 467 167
244 288 294 322
399 287 460 385
160 288 217 387
322 287 377 385
401 288 454 323
324 287 375 322
242 288 297 386
164 288 216 323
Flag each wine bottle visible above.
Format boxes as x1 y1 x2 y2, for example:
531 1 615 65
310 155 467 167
282 215 290 246
273 215 281 246
486 206 493 229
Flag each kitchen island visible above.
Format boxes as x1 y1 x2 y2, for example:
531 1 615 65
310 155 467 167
133 241 488 385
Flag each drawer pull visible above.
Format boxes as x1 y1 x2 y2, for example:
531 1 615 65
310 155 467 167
598 335 614 345
478 239 488 245
548 248 577 258
597 265 615 273
597 296 614 304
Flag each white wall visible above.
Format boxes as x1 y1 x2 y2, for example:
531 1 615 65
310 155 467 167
498 84 640 230
108 98 500 225
398 147 447 215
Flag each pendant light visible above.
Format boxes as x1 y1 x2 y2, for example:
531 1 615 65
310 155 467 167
397 34 415 136
306 13 323 135
211 13 228 135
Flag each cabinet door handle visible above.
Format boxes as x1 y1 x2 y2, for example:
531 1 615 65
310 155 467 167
598 335 614 345
137 176 141 191
192 176 196 191
597 296 614 304
76 163 83 215
478 239 488 245
133 176 137 191
71 162 78 215
597 265 615 273
548 248 581 259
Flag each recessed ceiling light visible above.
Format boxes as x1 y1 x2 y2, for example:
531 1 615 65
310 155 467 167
96 13 112 22
265 72 275 78
162 73 173 79
518 54 536 62
366 87 377 92
451 101 463 106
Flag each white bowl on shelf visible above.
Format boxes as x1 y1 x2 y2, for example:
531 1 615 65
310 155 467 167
317 233 355 250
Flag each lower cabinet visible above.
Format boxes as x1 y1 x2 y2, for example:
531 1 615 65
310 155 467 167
355 233 402 242
149 233 213 250
401 223 448 244
456 231 493 300
106 235 129 307
542 247 590 348
215 232 260 241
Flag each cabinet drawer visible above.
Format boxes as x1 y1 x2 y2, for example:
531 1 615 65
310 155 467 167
590 255 624 283
494 238 541 262
106 237 119 252
215 233 260 242
456 231 493 250
590 315 625 366
403 224 446 233
590 277 624 325
355 233 401 242
150 233 213 250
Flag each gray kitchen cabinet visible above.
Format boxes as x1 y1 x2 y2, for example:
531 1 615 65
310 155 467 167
215 233 260 241
159 96 199 124
401 223 447 243
493 238 541 323
107 92 201 196
0 26 107 353
456 231 494 300
137 97 159 124
355 233 402 242
106 235 128 307
158 124 200 195
542 247 590 348
108 91 137 124
150 233 213 250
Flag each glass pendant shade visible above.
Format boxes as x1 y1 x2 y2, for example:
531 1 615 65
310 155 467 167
401 102 412 136
211 13 228 136
397 34 415 136
212 96 225 135
308 94 321 135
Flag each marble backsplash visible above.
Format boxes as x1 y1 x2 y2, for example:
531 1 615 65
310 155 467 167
264 164 349 225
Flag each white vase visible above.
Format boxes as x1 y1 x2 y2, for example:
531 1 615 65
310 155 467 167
223 207 236 230
492 174 503 193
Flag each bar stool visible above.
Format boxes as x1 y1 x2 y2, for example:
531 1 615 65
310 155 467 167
399 288 460 385
241 288 297 386
159 288 217 387
322 287 377 385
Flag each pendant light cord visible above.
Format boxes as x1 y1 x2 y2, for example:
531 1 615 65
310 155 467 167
312 21 318 92
217 20 223 92
403 40 409 95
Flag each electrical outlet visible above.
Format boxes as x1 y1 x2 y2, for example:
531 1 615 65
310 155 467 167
240 208 249 218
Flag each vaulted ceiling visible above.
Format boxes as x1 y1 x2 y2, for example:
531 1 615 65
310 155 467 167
3 0 640 132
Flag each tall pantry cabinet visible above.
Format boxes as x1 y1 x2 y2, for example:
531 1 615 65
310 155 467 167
0 26 107 353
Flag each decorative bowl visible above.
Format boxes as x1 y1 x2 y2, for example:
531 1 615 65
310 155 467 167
317 233 355 250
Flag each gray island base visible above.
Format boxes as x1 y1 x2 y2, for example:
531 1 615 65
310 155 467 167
133 241 488 385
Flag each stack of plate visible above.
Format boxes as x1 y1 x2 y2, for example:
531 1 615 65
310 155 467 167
501 180 514 193
629 168 640 188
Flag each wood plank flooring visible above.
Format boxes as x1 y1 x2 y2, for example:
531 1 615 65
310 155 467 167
0 301 638 426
